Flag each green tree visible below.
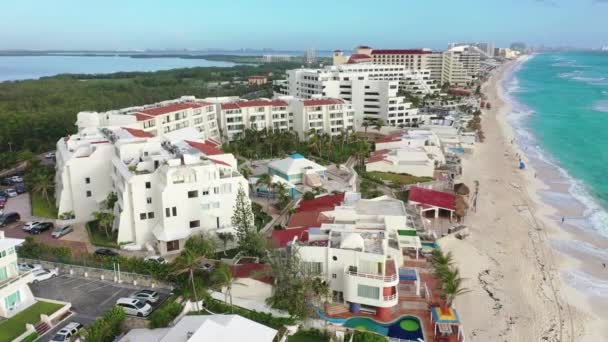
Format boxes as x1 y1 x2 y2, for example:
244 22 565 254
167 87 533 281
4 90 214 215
239 165 252 180
92 211 115 238
211 263 240 313
374 119 384 131
29 167 55 204
255 173 273 209
105 192 118 211
217 232 235 256
273 181 290 210
362 121 370 133
173 249 206 312
441 267 470 308
232 185 265 257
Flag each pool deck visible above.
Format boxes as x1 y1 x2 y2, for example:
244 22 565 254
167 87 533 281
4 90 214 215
326 258 461 342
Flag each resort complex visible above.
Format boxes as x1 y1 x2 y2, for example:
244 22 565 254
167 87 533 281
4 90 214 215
1 39 514 342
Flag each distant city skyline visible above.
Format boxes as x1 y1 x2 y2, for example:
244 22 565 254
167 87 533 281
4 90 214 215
1 0 607 50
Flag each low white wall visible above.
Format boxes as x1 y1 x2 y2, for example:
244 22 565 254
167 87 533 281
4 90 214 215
209 291 291 318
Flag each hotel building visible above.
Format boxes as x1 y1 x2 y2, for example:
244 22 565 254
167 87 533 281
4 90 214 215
55 104 249 255
0 233 35 318
441 46 481 86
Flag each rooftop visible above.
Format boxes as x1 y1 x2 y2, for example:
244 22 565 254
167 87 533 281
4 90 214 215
408 186 456 211
371 49 431 55
137 103 209 117
220 99 288 110
268 154 326 175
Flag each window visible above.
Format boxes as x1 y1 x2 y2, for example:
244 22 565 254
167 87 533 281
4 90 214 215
4 291 20 309
332 274 337 279
302 262 322 274
165 208 170 217
146 197 152 204
86 191 92 197
172 207 177 216
85 177 90 184
167 240 179 252
147 212 155 219
357 285 380 299
332 256 338 261
145 182 151 189
140 213 147 220
202 190 209 196
187 190 198 198
189 220 200 228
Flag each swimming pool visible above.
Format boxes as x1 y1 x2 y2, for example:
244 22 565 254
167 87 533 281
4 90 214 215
421 241 438 249
343 315 424 340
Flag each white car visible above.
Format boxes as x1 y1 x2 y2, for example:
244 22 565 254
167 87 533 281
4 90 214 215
116 297 152 317
18 262 42 273
5 189 17 198
30 268 58 283
44 152 56 159
9 176 23 183
130 289 159 304
23 221 41 232
50 322 83 342
144 255 167 264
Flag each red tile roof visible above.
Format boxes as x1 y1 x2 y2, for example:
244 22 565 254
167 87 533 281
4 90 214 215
220 99 288 110
302 99 344 107
135 113 154 122
208 158 230 167
297 193 345 212
366 149 390 163
138 103 210 116
122 127 154 138
408 186 456 211
350 53 371 60
185 140 224 156
376 132 403 143
371 49 431 55
271 227 310 247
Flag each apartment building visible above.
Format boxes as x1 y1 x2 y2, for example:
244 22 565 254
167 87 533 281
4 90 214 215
56 114 249 255
294 193 421 320
0 233 35 318
367 48 444 83
214 99 292 140
289 98 355 139
441 46 481 86
276 64 427 126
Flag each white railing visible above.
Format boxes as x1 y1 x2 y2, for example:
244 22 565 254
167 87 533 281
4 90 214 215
345 270 397 282
0 271 32 290
383 293 397 301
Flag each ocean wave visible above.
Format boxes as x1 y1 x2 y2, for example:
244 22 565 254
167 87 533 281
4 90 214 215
551 239 608 261
562 270 608 297
592 100 608 113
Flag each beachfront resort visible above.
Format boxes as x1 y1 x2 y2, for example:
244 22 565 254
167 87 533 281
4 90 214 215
0 42 518 342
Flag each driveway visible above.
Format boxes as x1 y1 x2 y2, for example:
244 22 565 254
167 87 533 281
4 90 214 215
1 221 88 256
2 193 32 221
31 275 170 341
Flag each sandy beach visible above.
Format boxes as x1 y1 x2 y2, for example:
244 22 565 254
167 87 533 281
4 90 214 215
439 59 608 342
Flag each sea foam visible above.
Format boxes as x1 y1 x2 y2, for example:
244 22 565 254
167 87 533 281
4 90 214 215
562 270 608 297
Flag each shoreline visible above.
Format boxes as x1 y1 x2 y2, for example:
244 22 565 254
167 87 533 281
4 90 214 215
440 58 607 341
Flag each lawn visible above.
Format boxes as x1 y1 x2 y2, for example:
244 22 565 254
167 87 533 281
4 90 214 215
366 171 433 186
86 221 119 248
288 331 330 342
31 192 58 219
0 301 63 342
215 248 240 260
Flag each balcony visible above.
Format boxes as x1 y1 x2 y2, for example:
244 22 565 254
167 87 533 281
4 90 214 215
345 269 397 283
0 271 32 290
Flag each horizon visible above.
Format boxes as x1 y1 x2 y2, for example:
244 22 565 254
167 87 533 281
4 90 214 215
1 0 608 51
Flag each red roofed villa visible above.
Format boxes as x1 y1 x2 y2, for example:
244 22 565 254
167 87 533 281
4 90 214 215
408 186 456 219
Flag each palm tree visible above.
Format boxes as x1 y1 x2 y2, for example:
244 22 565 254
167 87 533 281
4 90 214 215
239 166 252 180
30 170 54 204
255 173 273 209
362 121 370 134
173 249 206 313
211 263 241 313
217 232 235 256
273 181 290 210
441 267 470 308
374 119 384 131
92 211 114 238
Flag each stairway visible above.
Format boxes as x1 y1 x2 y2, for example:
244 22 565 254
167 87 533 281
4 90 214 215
35 321 51 335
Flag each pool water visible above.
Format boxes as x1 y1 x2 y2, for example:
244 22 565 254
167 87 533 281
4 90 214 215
344 315 424 340
421 241 438 249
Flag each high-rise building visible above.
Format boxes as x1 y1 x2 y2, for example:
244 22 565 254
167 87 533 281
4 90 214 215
441 45 481 86
305 48 317 65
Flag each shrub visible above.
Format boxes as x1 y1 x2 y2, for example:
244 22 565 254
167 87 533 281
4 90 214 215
149 300 183 328
204 299 294 329
303 191 315 200
80 306 125 342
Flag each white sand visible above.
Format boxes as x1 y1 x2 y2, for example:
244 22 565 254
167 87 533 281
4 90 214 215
439 60 608 341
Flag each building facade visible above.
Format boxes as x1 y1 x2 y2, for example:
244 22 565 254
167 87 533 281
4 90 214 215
289 98 355 138
215 99 292 140
55 108 250 255
441 46 481 86
0 233 35 318
367 48 444 83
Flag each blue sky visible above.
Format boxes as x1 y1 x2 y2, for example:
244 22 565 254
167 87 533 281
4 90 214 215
1 0 607 50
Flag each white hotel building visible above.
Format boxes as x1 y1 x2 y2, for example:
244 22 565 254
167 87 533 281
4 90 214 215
55 101 249 255
276 64 432 126
0 234 35 318
441 45 481 86
295 193 422 320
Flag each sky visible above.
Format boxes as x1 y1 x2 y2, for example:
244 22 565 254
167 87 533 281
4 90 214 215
1 0 607 51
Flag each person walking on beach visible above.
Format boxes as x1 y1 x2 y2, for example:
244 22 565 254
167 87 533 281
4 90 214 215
561 217 565 224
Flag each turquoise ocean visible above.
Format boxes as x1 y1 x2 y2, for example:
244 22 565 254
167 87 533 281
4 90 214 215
504 52 608 296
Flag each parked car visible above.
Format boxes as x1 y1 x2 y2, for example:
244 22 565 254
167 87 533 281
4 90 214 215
50 322 83 342
94 248 119 257
0 199 5 209
51 225 73 239
0 190 7 197
30 268 58 283
116 298 152 317
144 255 167 264
30 222 54 234
5 189 17 198
45 152 56 159
18 263 43 273
8 176 23 184
14 183 26 194
130 289 159 304
23 221 41 232
0 212 20 226
1 178 13 186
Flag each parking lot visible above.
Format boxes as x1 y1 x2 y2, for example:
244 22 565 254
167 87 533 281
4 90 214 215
1 220 89 255
31 274 170 341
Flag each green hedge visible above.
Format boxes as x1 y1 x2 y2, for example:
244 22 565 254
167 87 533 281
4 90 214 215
80 307 125 342
204 299 294 329
149 298 183 328
86 221 119 248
